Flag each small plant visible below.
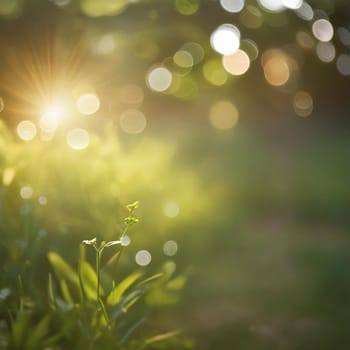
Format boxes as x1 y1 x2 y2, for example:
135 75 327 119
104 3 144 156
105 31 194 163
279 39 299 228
0 201 188 350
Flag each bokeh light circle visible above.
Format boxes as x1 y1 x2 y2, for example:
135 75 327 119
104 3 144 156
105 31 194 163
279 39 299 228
316 42 336 63
163 240 178 257
174 50 194 68
135 250 152 266
220 0 245 13
222 49 250 75
66 128 90 150
293 91 313 117
163 202 180 218
209 101 239 130
336 54 350 76
76 93 100 115
262 50 290 86
20 186 33 199
312 19 334 42
282 0 302 10
147 67 172 92
120 109 147 134
257 0 284 12
210 24 240 55
17 120 37 141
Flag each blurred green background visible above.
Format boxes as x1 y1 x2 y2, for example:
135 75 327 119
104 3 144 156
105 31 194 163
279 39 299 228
1 0 350 349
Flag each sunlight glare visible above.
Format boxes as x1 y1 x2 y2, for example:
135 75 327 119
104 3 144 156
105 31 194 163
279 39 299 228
39 104 64 132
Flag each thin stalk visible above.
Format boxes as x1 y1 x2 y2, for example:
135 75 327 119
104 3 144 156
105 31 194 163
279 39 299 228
96 249 110 325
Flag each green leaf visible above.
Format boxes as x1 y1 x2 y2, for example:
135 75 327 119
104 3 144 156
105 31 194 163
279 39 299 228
26 315 51 350
166 276 186 290
120 318 145 344
48 252 79 288
144 330 181 346
80 260 101 300
48 273 56 310
60 279 74 304
136 273 164 288
107 271 142 305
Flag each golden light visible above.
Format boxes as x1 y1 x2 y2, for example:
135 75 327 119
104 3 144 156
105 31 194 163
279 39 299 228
209 100 239 130
0 97 4 112
222 49 250 76
312 19 334 42
146 67 172 92
66 128 90 150
17 120 37 141
210 24 240 55
120 109 147 134
76 93 100 115
39 104 64 132
163 202 180 218
3 168 15 186
262 49 290 86
293 91 313 117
